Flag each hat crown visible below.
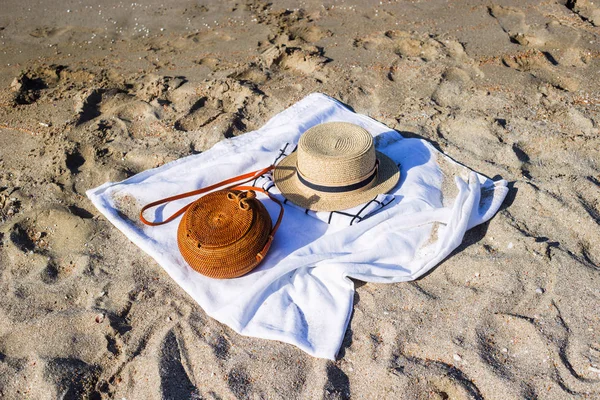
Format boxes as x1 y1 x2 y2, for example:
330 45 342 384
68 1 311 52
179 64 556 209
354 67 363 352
297 122 377 186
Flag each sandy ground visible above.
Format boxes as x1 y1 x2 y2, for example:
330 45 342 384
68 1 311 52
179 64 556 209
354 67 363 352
0 0 600 398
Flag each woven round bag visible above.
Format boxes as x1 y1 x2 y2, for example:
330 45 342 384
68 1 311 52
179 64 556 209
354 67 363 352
140 166 283 279
177 189 273 278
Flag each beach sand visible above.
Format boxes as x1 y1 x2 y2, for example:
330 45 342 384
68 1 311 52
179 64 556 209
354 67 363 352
1 0 599 398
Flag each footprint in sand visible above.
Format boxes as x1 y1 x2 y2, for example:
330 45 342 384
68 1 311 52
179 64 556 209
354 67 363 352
246 5 333 82
354 30 483 109
289 25 332 43
432 67 475 109
258 39 330 83
174 78 265 149
437 116 502 160
3 207 93 287
567 0 600 26
355 30 443 62
10 65 96 105
501 49 580 91
388 350 484 399
159 330 200 400
489 5 587 92
28 26 70 39
44 358 102 399
488 5 546 47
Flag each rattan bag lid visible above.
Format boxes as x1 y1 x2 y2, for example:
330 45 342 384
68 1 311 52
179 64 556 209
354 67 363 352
184 190 255 248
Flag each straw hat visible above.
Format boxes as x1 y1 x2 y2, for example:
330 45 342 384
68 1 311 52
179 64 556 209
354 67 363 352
273 122 400 212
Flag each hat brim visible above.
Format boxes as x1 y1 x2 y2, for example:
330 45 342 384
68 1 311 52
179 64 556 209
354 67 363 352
273 151 400 212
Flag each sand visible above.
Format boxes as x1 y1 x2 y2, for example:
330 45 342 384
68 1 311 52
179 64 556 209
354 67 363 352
0 0 599 398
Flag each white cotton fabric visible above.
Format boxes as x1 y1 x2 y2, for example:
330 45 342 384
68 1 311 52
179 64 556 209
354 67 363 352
252 143 396 227
87 93 509 360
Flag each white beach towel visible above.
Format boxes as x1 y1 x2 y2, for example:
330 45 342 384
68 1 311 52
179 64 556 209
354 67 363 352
87 93 509 360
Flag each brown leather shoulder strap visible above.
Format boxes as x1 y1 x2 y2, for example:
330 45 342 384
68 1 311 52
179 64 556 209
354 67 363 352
139 165 274 226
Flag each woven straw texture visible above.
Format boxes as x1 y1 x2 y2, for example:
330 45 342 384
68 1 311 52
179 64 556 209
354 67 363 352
177 190 272 279
273 122 400 212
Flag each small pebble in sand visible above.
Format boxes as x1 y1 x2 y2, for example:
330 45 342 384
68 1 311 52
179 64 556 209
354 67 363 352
95 313 105 323
453 354 462 362
507 242 514 249
535 288 544 294
502 348 508 353
589 366 600 374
